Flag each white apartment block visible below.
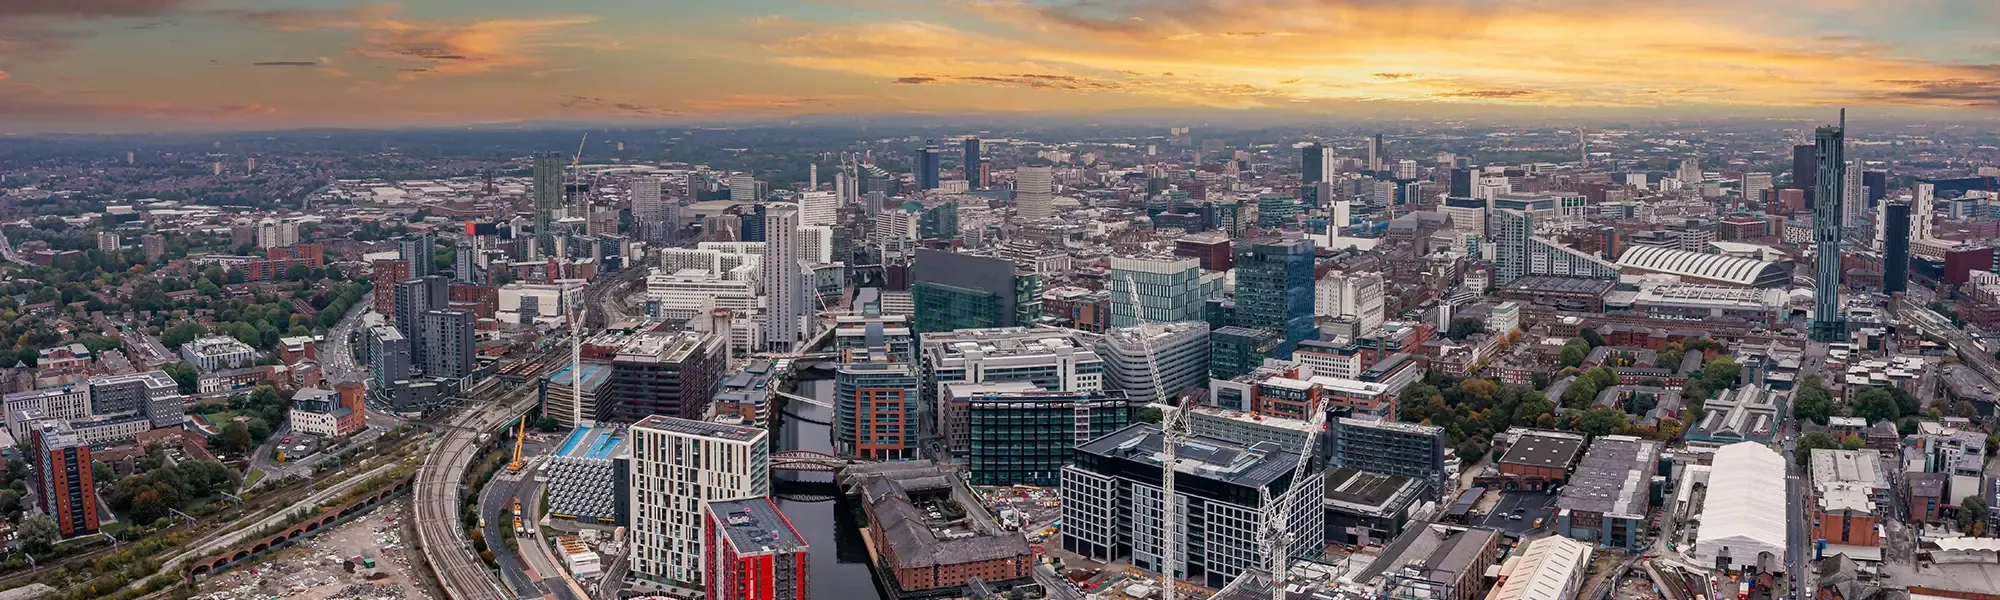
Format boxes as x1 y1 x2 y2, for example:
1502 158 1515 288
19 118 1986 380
647 269 762 319
180 336 256 373
628 416 769 587
1316 271 1386 334
798 190 839 227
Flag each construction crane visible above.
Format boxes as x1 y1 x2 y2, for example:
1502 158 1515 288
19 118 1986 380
1121 274 1189 600
1255 395 1327 600
508 414 528 472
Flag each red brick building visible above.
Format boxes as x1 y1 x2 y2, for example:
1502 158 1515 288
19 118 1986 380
703 496 808 600
335 382 367 435
371 259 410 315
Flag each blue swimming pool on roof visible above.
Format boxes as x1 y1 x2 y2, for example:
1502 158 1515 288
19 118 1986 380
585 429 623 460
556 425 593 457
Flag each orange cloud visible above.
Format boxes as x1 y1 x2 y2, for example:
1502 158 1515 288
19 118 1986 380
240 4 601 80
735 0 2000 110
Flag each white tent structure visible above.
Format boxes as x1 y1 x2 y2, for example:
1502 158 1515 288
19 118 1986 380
1694 442 1789 574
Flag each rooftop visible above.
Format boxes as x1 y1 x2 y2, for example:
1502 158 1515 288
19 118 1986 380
1355 523 1500 586
633 415 765 443
1324 467 1421 515
554 423 630 461
1500 431 1586 469
707 496 808 556
1556 435 1662 518
1078 423 1303 491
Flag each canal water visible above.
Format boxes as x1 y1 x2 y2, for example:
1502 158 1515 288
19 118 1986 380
773 377 890 600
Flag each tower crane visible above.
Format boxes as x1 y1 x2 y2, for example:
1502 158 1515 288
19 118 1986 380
1255 393 1327 600
1121 274 1189 600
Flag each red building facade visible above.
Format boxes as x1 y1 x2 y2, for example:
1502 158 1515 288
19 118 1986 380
703 497 808 600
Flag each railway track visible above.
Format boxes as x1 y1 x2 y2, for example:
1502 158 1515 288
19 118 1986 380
414 387 538 600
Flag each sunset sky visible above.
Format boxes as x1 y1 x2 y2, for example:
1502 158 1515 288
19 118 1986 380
8 0 2000 131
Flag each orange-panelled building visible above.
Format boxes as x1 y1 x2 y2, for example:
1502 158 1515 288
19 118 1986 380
704 497 808 600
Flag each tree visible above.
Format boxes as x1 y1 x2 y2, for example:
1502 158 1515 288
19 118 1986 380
1655 344 1685 370
1579 328 1605 348
92 460 112 484
162 322 208 348
211 421 253 455
1559 339 1588 368
1793 378 1836 427
1446 318 1484 341
1795 432 1842 467
1698 356 1741 391
1561 378 1599 410
534 416 560 432
1851 387 1902 424
0 489 18 517
1841 436 1866 450
19 513 57 552
162 361 199 394
1138 406 1164 424
1962 496 1990 536
1575 407 1631 436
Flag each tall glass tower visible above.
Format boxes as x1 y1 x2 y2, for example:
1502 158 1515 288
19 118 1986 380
1230 238 1317 359
1810 111 1847 341
532 152 564 258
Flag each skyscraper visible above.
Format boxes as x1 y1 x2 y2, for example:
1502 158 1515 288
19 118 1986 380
762 204 803 353
453 241 476 283
418 309 475 379
1302 143 1326 184
963 136 983 187
1231 238 1316 359
1844 158 1866 237
1810 113 1846 342
631 177 663 243
917 144 941 191
1884 200 1910 294
1367 134 1385 172
533 152 564 257
1792 144 1818 208
1492 208 1533 285
797 190 838 227
1016 164 1054 221
1742 172 1773 211
628 416 769 587
394 276 448 373
1449 167 1473 198
26 418 95 537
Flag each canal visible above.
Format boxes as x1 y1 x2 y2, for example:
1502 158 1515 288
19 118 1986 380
773 377 890 600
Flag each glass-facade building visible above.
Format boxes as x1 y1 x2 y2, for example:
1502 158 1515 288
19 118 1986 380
960 386 1133 486
1230 238 1316 358
1109 255 1222 327
1210 326 1280 380
911 249 1041 333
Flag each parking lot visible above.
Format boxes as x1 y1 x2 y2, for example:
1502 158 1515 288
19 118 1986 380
1476 490 1559 535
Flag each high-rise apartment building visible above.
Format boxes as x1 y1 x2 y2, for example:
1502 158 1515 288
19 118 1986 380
400 231 435 280
141 233 166 262
366 325 410 393
26 418 95 537
1317 271 1386 334
418 309 475 379
632 177 664 243
1844 158 1866 237
916 145 941 191
394 276 448 373
1367 134 1385 172
1230 238 1316 359
761 204 803 353
703 497 808 600
1062 424 1324 589
1108 255 1223 327
1015 164 1054 222
1096 321 1211 404
534 152 564 257
1742 172 1772 211
258 218 298 249
629 416 769 587
371 259 410 315
1810 116 1846 341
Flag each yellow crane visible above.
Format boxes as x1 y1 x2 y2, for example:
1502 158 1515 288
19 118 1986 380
508 415 528 472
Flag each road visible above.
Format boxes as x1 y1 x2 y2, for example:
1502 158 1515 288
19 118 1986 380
414 385 539 600
479 435 586 600
1903 297 2000 389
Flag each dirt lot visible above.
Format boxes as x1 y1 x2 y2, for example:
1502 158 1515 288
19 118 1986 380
193 500 433 600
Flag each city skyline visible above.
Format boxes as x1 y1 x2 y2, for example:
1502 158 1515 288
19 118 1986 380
12 0 2000 132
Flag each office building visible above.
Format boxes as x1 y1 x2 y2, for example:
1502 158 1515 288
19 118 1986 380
832 313 916 363
1326 417 1449 501
910 249 1041 333
288 388 349 438
180 336 256 373
1109 255 1223 327
835 361 921 460
1231 238 1316 358
1449 167 1474 198
954 382 1133 486
1316 271 1386 335
26 418 95 537
963 137 983 187
534 152 564 256
498 282 583 326
418 309 475 379
542 361 611 429
632 177 667 244
703 497 808 600
1303 143 1327 184
1811 116 1846 341
923 328 1105 455
1553 435 1662 550
1742 172 1773 210
762 203 804 353
916 145 941 190
730 174 758 203
1258 192 1299 228
628 416 770 587
1097 321 1211 404
1210 327 1280 380
1884 200 1910 294
601 332 727 424
1015 164 1054 221
1062 424 1325 589
1367 133 1384 172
